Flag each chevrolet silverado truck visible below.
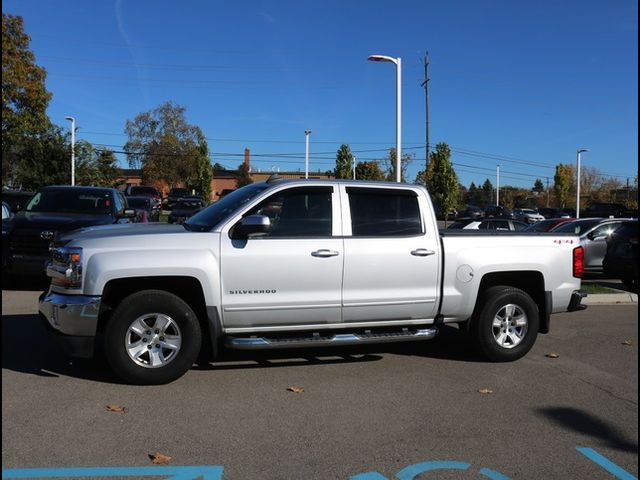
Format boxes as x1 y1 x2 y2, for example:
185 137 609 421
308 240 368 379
39 178 587 385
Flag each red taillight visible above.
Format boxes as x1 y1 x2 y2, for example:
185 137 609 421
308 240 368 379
573 246 584 278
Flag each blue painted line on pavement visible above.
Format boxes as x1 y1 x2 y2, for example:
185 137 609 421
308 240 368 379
395 461 470 480
1 465 224 479
576 447 638 480
349 472 390 480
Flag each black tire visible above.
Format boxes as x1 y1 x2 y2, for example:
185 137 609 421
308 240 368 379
472 286 539 362
104 290 201 385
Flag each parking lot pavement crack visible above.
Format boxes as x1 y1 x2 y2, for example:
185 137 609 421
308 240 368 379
552 365 638 410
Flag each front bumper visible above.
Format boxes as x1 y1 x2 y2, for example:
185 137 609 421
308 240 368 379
38 291 101 357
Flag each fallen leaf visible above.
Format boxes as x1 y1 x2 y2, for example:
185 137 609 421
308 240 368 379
105 405 128 413
149 452 172 464
622 340 633 346
286 386 305 394
545 353 560 358
477 388 493 394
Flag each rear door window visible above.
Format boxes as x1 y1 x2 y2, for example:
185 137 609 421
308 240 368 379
347 188 422 237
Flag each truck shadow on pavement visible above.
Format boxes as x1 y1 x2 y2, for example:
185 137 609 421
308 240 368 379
537 406 638 454
3 312 484 383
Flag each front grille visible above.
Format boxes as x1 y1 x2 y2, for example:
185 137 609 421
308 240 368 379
9 229 51 256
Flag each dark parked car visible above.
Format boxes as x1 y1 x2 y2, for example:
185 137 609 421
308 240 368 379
124 185 162 210
165 187 191 210
484 205 514 219
168 197 206 224
456 205 483 219
523 217 575 232
603 221 638 291
2 189 34 213
2 186 135 280
126 196 160 222
538 207 571 219
584 202 628 218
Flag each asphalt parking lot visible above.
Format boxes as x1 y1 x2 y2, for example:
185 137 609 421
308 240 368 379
2 288 637 480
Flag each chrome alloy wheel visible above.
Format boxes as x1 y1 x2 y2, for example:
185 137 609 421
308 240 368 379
491 304 528 349
125 313 182 368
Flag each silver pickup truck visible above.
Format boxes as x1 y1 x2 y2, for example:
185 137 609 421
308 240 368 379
39 178 586 384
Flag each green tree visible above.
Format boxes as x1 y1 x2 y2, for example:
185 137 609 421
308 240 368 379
382 148 414 182
124 101 209 187
11 126 69 189
554 164 573 208
533 178 544 193
466 181 479 205
334 144 354 179
2 14 54 186
425 143 460 224
190 140 213 201
481 179 494 205
355 161 385 181
212 162 226 172
74 141 119 186
235 161 253 188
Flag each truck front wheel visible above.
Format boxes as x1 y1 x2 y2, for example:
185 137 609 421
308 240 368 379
472 286 539 362
104 290 202 385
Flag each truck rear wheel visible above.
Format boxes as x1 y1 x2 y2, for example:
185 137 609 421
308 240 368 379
472 286 539 362
104 290 201 385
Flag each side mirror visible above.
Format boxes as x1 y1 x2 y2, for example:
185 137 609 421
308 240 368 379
234 215 271 239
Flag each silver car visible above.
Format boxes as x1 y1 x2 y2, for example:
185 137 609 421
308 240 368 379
552 217 634 274
513 208 545 224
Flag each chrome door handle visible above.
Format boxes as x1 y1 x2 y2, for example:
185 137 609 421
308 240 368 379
411 249 436 257
311 249 340 258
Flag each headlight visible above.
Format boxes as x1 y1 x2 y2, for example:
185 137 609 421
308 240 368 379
47 246 83 289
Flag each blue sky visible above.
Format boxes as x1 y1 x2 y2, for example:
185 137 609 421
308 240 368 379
3 0 638 188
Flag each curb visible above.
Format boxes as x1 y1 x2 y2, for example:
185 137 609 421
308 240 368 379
582 292 638 305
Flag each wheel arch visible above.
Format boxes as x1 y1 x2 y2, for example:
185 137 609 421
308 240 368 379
473 271 549 333
97 276 218 361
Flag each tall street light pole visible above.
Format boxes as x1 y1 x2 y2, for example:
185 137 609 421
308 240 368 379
576 148 588 218
304 130 311 179
496 164 501 206
65 116 75 186
368 54 402 183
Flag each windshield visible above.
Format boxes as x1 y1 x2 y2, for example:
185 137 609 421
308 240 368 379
553 219 601 235
170 188 190 196
185 183 271 232
26 190 113 214
176 199 204 209
126 197 150 208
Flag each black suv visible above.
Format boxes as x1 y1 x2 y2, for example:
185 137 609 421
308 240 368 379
2 186 135 280
484 205 514 219
584 203 628 218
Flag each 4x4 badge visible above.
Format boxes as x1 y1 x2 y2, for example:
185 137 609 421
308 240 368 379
40 231 55 240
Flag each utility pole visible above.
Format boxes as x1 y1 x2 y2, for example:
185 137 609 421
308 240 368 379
421 52 430 174
546 177 550 207
304 130 311 179
496 164 501 206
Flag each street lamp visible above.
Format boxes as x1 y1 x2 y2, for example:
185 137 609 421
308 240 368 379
496 164 501 206
368 54 402 183
576 149 588 218
65 116 76 186
304 129 312 179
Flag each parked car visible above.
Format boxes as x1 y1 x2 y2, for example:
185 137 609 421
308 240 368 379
523 218 575 232
124 185 162 210
538 207 571 219
552 218 633 274
513 208 545 224
168 196 206 224
126 196 160 222
2 186 136 281
2 189 34 213
449 218 528 231
484 205 514 219
456 205 484 219
603 221 638 291
165 187 191 210
584 202 628 218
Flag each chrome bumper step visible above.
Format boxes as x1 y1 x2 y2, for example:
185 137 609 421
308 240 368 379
225 328 438 350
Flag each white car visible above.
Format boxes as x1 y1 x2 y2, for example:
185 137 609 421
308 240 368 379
514 208 545 224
